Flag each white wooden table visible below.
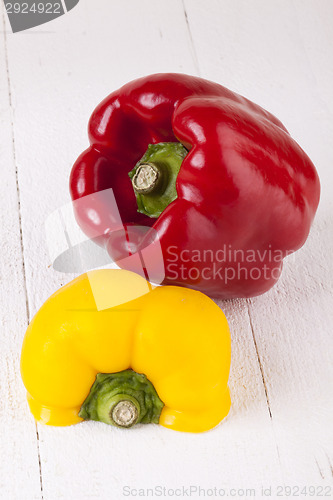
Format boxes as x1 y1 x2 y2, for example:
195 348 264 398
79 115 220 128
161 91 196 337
1 1 332 499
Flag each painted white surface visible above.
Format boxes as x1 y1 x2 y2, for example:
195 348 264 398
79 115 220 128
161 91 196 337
0 1 332 499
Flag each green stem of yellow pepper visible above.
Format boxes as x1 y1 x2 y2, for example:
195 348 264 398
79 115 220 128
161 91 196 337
79 370 164 428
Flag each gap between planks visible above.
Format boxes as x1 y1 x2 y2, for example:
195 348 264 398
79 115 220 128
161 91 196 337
246 300 272 419
182 0 201 76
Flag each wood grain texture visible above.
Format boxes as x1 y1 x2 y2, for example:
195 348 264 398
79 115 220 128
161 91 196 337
1 0 332 498
0 5 43 499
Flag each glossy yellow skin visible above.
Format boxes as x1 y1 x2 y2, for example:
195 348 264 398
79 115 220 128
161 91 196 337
21 270 231 433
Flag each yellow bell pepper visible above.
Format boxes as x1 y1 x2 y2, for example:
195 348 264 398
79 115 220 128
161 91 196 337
21 269 231 433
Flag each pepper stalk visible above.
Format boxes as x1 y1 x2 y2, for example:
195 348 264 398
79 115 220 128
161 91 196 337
129 142 188 218
79 370 164 428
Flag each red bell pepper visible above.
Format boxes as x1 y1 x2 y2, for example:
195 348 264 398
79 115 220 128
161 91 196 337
70 73 320 298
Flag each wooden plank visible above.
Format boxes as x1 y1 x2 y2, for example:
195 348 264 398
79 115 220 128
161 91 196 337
185 0 333 485
0 4 43 500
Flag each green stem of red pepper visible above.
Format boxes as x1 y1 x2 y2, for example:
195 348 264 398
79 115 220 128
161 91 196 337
129 142 188 218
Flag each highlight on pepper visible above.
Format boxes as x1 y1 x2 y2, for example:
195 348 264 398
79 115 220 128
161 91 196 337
70 73 320 300
20 269 231 433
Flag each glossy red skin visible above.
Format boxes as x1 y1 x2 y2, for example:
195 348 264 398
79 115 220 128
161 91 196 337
70 73 320 299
